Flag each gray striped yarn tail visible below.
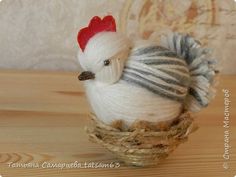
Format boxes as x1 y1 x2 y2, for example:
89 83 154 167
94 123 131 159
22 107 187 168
161 32 218 112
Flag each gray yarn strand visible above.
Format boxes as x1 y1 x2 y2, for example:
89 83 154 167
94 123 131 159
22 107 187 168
121 32 217 112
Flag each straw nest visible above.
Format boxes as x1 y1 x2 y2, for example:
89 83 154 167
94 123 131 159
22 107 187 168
86 112 198 167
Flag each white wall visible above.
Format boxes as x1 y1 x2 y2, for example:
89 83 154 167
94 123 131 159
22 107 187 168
0 0 235 73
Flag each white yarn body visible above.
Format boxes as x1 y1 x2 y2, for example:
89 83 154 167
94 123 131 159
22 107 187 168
84 80 182 125
79 33 183 125
78 31 217 126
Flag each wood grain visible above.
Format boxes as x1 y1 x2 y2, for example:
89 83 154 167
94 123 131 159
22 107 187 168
0 70 235 177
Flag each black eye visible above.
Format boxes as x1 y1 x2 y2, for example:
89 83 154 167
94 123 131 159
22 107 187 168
104 59 110 66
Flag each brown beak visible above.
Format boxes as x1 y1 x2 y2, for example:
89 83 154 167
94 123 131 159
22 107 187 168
78 71 95 81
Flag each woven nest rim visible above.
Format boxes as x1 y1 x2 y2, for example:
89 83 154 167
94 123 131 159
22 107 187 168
86 112 198 167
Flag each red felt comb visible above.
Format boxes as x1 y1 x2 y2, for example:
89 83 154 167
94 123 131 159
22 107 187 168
77 15 116 51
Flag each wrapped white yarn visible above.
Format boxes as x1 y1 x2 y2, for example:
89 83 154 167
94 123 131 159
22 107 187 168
161 33 217 112
78 32 217 126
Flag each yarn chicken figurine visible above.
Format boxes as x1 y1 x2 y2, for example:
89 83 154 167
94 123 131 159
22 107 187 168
77 15 217 166
77 15 216 126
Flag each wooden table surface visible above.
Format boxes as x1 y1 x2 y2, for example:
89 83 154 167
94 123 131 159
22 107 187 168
0 70 235 177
